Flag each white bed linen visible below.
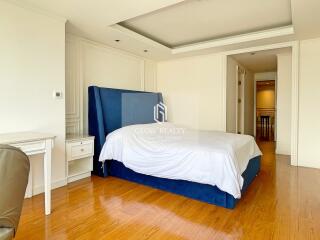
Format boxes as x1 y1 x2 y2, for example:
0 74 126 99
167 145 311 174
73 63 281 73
99 123 261 198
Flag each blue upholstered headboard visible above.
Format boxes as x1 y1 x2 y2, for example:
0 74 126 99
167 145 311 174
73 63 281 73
88 86 163 177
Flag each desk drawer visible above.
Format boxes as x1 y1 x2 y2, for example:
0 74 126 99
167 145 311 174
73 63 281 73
68 140 93 160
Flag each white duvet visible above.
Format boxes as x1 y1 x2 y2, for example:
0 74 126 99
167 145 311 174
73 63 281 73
99 123 261 198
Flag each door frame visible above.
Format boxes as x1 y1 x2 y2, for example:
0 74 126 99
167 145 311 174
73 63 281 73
235 65 245 134
221 41 299 166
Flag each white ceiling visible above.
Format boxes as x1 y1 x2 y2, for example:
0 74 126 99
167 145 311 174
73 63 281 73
10 0 320 60
12 0 183 59
120 0 292 47
231 48 291 73
291 0 320 39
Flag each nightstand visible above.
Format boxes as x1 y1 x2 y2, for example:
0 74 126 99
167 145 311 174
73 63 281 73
66 135 94 183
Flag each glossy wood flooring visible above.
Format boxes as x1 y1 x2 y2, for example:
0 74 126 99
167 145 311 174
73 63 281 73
16 141 320 240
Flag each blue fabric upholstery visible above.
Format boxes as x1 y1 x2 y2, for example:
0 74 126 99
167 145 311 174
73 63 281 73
88 86 163 176
121 93 161 127
107 156 261 209
88 85 261 208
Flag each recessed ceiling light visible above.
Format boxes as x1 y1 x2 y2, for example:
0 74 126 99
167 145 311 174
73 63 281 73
115 39 120 42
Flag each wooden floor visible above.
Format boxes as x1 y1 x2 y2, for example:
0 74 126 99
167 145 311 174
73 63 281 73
16 141 320 240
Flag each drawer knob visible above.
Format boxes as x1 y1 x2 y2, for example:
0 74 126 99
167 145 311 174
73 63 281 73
81 148 84 152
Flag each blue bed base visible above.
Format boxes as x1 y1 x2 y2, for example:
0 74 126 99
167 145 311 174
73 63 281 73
88 86 261 209
107 156 260 209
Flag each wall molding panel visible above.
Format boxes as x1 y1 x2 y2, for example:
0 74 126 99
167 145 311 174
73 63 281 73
66 119 80 135
66 35 82 135
65 34 156 135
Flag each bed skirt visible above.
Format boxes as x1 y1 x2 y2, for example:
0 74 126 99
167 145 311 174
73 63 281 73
105 156 261 209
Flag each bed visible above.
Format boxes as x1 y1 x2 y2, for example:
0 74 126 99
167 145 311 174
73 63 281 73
88 86 262 209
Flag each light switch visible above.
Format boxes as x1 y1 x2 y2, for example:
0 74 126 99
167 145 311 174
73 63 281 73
53 90 63 99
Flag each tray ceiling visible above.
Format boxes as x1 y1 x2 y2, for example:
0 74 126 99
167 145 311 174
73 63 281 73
120 0 292 47
12 0 320 60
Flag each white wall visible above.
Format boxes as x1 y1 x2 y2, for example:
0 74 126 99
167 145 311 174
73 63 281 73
155 41 320 169
298 38 320 169
0 2 66 193
255 72 277 81
276 52 292 155
65 34 157 135
144 59 158 92
157 54 224 130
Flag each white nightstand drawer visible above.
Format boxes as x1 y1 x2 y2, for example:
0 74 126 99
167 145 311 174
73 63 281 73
66 135 95 183
68 140 93 160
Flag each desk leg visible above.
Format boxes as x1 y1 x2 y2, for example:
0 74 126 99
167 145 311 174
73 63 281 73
44 139 52 215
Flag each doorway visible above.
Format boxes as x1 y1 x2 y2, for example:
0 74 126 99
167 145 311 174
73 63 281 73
226 47 293 158
255 80 276 141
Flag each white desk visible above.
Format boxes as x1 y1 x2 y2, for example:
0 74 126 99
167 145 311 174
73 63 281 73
0 132 56 215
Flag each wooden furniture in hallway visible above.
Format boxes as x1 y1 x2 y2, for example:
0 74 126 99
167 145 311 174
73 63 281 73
256 108 275 141
260 115 270 138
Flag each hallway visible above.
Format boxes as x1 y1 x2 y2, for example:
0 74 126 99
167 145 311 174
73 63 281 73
256 80 276 142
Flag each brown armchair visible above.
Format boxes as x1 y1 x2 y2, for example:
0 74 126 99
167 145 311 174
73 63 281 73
0 145 30 240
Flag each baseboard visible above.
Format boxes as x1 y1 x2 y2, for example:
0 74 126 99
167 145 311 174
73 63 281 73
68 172 91 183
31 178 67 196
296 161 320 169
276 142 291 155
275 149 291 155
